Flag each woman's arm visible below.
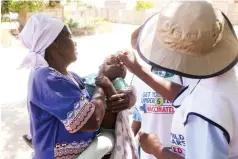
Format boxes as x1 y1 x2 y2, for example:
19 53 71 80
80 86 107 131
153 116 229 159
139 132 183 159
131 107 142 136
139 116 230 159
108 86 136 112
118 51 183 102
132 121 141 136
153 147 184 159
134 66 183 102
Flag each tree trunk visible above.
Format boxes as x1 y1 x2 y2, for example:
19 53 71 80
18 10 27 32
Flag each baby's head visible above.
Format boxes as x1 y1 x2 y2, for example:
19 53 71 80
100 53 127 80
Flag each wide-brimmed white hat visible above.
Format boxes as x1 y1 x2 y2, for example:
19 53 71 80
136 1 238 78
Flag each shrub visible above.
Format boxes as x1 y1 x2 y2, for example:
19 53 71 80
1 1 44 14
48 0 61 8
91 17 108 23
135 1 155 11
65 18 79 29
65 17 111 36
65 0 94 9
65 17 109 30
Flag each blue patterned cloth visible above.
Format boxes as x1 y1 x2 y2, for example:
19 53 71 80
28 67 98 159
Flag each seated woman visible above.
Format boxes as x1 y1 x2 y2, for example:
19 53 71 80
22 54 136 158
19 13 135 159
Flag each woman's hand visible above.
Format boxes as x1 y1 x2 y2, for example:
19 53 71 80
108 87 136 112
118 50 141 74
139 132 163 156
139 132 184 159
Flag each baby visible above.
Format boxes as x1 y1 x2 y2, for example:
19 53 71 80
78 53 133 159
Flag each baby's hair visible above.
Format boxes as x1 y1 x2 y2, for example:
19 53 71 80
104 55 119 64
104 54 127 79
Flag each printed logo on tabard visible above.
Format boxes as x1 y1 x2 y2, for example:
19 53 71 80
171 133 185 156
139 91 175 114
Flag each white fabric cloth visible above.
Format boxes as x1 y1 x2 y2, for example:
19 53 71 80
110 110 139 159
19 13 64 69
76 129 115 159
171 65 238 158
185 115 229 159
131 70 182 159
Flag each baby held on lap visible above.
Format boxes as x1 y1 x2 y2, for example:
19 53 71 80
78 53 138 159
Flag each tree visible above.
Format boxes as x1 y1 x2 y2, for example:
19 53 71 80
1 0 63 31
64 0 93 9
1 1 10 15
1 0 45 31
48 0 61 8
1 1 44 13
135 1 155 11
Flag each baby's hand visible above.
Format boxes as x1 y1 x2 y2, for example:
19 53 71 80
99 63 126 80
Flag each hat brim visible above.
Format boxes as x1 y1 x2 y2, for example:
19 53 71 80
131 26 142 49
137 13 238 79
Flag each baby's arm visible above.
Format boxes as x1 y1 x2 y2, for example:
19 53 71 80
95 76 118 129
104 81 117 97
101 88 118 129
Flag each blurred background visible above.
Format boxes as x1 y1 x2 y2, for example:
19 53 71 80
1 0 238 158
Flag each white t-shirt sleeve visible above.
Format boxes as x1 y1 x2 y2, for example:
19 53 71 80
185 115 229 159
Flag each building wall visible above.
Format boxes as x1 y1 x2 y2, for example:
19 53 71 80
26 1 238 25
104 0 137 9
69 5 238 25
27 7 64 21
